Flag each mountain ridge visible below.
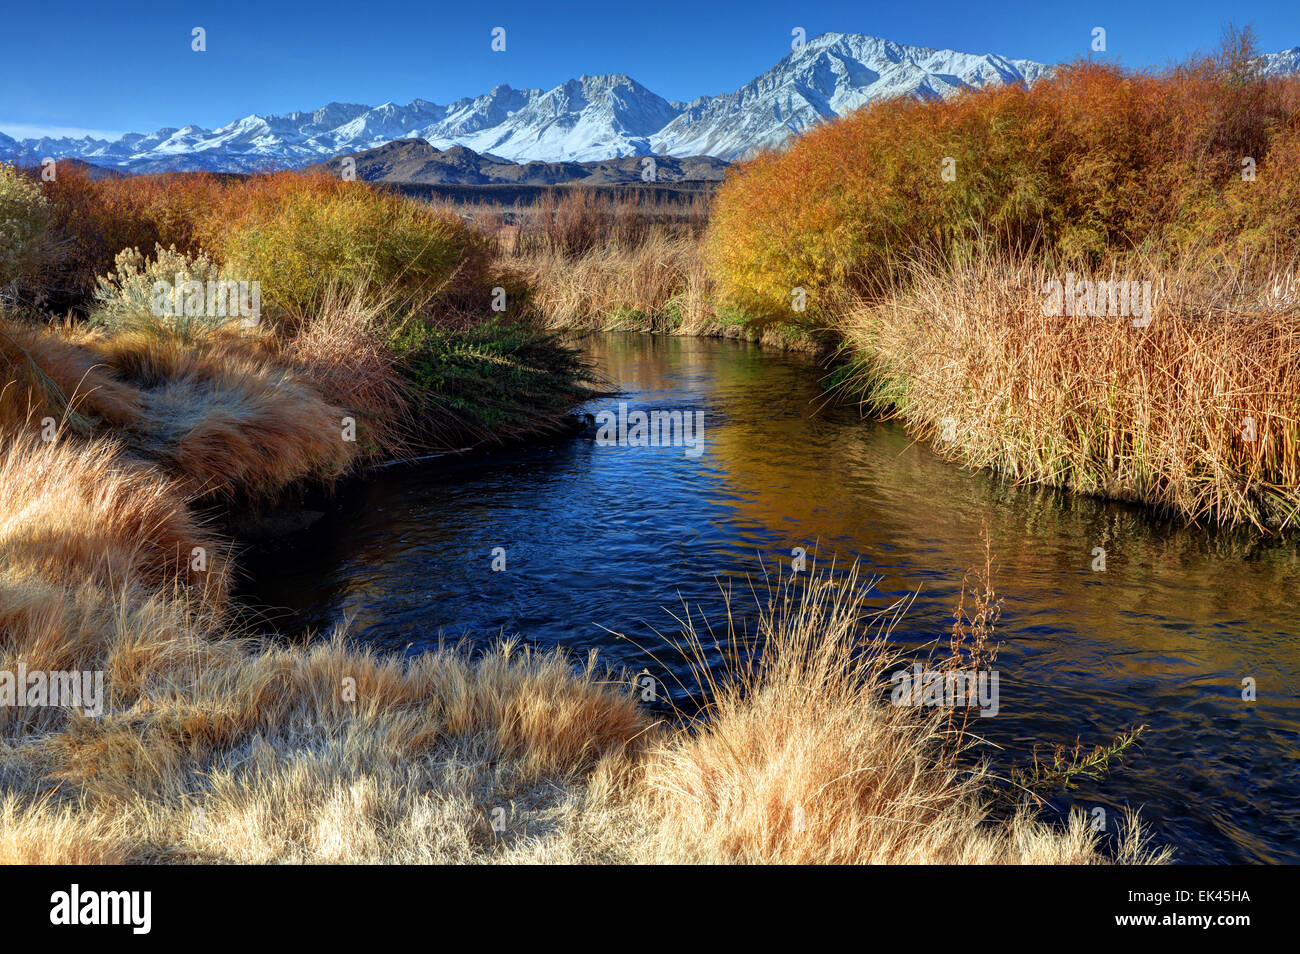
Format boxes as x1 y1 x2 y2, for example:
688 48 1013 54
306 138 730 185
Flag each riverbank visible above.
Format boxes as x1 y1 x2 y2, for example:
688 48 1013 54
0 452 1166 864
839 249 1300 529
0 373 1163 863
705 46 1300 530
254 331 1300 863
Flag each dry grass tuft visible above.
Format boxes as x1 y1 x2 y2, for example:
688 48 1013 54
0 318 142 439
842 247 1300 528
633 568 1168 864
274 281 417 459
0 436 227 602
0 795 128 864
82 329 359 497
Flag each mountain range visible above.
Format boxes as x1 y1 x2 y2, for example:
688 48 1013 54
3 35 1298 174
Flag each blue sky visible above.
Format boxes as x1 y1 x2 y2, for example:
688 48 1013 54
2 0 1297 139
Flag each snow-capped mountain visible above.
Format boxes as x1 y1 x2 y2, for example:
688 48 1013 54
1261 46 1300 77
650 33 1050 157
3 33 1295 173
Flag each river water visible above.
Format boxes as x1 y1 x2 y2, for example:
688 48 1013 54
240 332 1300 864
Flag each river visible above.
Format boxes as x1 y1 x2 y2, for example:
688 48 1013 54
239 332 1300 864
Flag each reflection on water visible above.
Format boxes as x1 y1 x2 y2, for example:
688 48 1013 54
240 333 1300 864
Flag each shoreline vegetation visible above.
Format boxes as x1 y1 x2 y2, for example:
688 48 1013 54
3 35 1287 864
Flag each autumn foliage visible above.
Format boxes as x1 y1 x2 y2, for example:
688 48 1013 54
33 168 491 320
200 172 493 320
38 166 225 309
707 38 1300 325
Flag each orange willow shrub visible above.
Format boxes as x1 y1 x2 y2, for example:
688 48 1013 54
707 40 1300 326
34 169 494 321
39 166 226 309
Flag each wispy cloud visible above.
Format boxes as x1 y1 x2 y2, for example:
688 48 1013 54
0 123 126 141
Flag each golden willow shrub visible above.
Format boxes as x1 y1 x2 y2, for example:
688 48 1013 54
206 173 493 324
34 170 494 320
707 40 1300 326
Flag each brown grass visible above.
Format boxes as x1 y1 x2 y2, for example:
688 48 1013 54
842 246 1300 528
273 281 417 459
0 318 143 439
513 234 714 332
89 331 359 498
2 312 377 500
0 436 227 602
0 553 1167 863
509 188 709 257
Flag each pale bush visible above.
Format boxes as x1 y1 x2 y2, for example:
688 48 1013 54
90 244 253 343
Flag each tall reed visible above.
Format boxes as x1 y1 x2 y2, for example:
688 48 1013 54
842 246 1300 528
